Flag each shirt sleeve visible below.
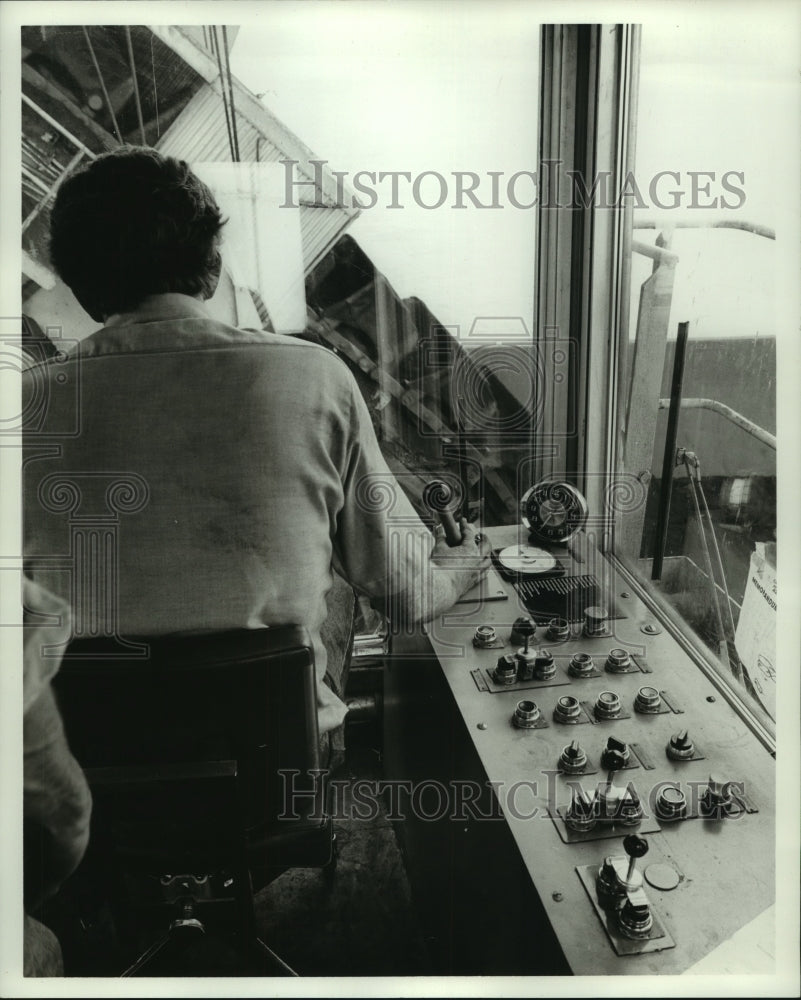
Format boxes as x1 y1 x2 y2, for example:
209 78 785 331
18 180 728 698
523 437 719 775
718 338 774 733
23 579 92 909
333 373 435 615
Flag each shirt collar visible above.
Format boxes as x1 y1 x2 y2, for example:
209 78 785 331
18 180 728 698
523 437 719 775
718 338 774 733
104 293 211 328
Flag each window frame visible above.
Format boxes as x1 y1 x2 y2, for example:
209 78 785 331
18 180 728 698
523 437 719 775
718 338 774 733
536 22 775 752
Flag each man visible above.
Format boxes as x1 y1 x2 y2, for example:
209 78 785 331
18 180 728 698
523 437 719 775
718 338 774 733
23 146 488 732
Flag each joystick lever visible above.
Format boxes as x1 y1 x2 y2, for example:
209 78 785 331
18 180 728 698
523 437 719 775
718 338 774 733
593 835 663 946
423 480 462 546
623 834 649 885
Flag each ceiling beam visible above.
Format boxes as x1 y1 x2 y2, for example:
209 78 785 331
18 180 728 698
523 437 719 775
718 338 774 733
22 62 119 153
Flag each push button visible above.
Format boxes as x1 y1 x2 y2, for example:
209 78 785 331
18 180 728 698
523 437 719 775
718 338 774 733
594 690 622 719
568 652 595 678
584 605 609 637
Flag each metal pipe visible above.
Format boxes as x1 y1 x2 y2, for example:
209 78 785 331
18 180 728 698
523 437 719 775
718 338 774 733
124 26 147 145
82 26 123 144
21 163 52 195
634 219 775 241
22 149 84 233
211 25 236 161
658 397 776 450
221 26 241 162
652 321 689 580
684 457 729 664
692 456 742 682
631 239 679 265
21 94 96 159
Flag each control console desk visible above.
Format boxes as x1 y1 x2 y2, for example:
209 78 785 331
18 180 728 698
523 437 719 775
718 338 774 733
384 524 775 976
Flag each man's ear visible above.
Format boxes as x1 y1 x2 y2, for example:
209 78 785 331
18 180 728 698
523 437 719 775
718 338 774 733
202 248 223 301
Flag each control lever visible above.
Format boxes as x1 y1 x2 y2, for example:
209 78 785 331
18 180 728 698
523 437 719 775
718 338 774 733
587 833 670 950
423 480 462 547
622 834 649 887
515 634 536 680
599 739 643 825
599 736 628 818
596 834 649 908
618 836 653 938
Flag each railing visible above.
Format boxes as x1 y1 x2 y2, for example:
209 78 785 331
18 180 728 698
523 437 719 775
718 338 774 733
657 398 776 451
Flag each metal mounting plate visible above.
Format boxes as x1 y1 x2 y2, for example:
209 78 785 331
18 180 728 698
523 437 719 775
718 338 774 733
576 865 676 956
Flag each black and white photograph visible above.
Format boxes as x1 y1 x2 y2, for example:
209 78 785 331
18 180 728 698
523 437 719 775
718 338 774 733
1 1 799 995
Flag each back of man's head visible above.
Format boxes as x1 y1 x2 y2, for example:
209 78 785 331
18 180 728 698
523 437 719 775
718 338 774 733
49 146 226 322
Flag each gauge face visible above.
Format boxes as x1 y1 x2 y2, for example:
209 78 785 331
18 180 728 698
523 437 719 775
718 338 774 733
497 545 558 575
520 481 589 544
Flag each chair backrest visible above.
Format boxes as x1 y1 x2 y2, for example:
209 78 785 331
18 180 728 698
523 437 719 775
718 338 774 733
51 626 323 864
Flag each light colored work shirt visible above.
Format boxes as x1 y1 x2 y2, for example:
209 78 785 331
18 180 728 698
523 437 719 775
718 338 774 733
23 294 434 731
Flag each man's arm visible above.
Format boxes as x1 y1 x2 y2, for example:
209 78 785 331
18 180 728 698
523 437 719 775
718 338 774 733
23 579 92 911
332 365 491 626
24 684 92 910
400 516 491 626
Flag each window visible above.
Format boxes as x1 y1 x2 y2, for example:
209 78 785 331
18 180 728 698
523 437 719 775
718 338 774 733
231 2 541 530
614 20 790 731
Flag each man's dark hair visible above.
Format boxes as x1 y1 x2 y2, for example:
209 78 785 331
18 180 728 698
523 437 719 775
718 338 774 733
49 146 226 322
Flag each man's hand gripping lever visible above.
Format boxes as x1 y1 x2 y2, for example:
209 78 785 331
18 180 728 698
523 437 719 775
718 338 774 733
423 480 491 599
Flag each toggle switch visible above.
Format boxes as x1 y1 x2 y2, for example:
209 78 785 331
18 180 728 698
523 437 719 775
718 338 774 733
605 647 633 673
566 785 597 832
666 729 695 760
594 690 622 719
493 653 518 684
510 616 537 646
568 652 595 678
584 605 609 637
617 787 645 826
546 617 571 642
601 736 630 771
634 686 662 713
599 744 642 825
701 774 736 818
559 739 587 773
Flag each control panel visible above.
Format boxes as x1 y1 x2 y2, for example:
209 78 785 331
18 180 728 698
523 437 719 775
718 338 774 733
385 492 775 976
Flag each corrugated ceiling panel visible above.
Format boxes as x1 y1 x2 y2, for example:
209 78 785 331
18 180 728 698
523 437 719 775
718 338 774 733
156 84 356 272
300 207 358 276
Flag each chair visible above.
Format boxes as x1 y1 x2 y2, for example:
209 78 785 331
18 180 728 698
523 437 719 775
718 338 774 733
50 626 333 977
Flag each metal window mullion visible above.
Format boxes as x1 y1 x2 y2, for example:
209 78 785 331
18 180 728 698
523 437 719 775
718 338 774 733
535 25 578 484
573 25 599 496
536 23 640 516
610 26 641 552
578 25 640 528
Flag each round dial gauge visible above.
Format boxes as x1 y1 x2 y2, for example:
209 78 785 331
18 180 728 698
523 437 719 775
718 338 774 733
520 481 589 544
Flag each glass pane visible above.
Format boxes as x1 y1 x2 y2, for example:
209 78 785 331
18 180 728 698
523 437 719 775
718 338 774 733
617 22 789 727
231 2 540 530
